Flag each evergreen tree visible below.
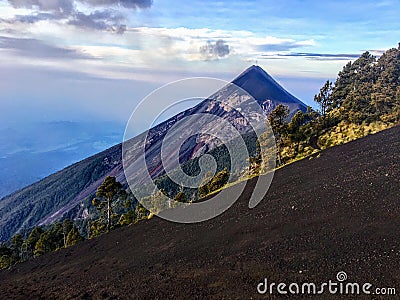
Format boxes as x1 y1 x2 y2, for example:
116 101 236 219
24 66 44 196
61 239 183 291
268 104 289 165
0 256 11 269
0 243 12 268
118 210 136 226
33 238 46 257
47 222 66 250
0 243 12 255
332 51 377 123
135 203 149 221
25 227 44 258
174 191 187 203
92 176 126 232
65 227 83 247
89 220 107 239
209 168 230 191
371 47 400 122
248 139 262 176
10 234 23 262
326 47 400 124
314 80 333 119
117 197 137 226
150 189 169 214
33 232 54 257
198 169 230 198
288 110 307 152
331 61 353 109
62 219 74 247
198 172 214 198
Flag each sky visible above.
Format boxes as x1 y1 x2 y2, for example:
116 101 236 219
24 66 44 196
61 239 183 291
0 0 399 131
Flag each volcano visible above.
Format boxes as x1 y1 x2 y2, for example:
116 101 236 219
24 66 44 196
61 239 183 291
0 66 307 241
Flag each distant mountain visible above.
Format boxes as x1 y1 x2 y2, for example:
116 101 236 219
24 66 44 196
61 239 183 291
0 66 307 241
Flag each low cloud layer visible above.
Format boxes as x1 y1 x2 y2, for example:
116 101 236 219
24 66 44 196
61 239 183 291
0 36 94 59
257 43 310 52
273 52 361 61
200 39 230 60
4 0 153 33
82 0 152 9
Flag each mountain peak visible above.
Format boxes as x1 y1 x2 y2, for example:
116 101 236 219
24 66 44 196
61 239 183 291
231 65 307 115
246 64 262 71
237 64 270 78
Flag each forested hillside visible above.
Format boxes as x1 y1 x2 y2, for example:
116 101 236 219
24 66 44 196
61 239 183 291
265 44 400 166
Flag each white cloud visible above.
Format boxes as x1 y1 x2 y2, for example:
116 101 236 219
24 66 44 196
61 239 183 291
0 18 321 80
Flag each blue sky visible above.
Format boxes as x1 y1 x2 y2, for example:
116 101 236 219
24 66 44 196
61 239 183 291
0 0 399 129
0 0 398 196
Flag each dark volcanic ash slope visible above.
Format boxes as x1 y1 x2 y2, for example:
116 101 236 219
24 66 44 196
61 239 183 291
0 126 399 299
0 65 307 242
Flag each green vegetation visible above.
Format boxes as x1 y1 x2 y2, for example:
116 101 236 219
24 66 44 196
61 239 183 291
266 45 399 167
268 104 289 165
0 219 84 268
198 169 230 198
174 191 187 203
0 176 148 269
91 176 126 233
65 227 84 247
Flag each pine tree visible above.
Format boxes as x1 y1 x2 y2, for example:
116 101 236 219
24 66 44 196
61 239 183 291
335 51 377 123
371 47 400 121
33 238 46 257
0 251 11 269
198 169 230 198
174 191 187 203
135 203 149 221
25 227 44 258
0 243 12 268
33 231 55 257
268 104 289 165
10 234 23 262
288 110 307 152
331 61 353 109
150 189 169 214
118 210 136 226
62 219 74 247
92 176 126 232
65 227 83 247
314 80 333 119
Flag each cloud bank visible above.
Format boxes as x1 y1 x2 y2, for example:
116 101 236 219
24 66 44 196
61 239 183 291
4 0 153 33
0 36 94 59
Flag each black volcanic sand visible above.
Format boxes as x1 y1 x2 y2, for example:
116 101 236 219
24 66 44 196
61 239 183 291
0 126 399 299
